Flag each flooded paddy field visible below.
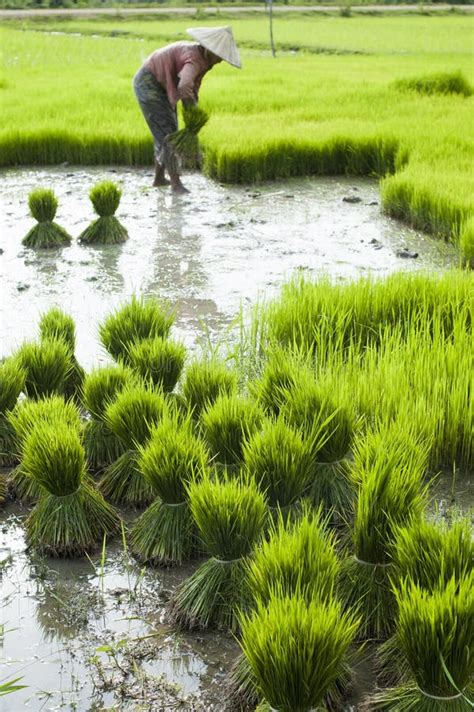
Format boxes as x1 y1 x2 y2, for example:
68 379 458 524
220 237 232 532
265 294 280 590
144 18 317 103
0 167 457 367
0 166 467 711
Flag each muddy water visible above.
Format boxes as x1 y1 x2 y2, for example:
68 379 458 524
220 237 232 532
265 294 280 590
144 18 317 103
0 167 464 711
0 167 457 367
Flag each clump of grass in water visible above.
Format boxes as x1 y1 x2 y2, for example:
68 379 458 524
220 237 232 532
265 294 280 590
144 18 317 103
0 358 25 467
362 577 474 711
201 394 264 467
393 71 473 97
14 338 71 400
99 383 167 506
242 417 314 513
99 296 174 363
182 359 237 419
82 364 134 471
169 104 209 170
127 337 186 393
131 414 210 566
8 395 83 501
22 188 71 248
342 422 429 640
170 474 267 632
226 507 349 711
23 420 120 556
78 181 128 245
240 593 359 712
377 517 474 687
39 307 85 400
281 373 355 516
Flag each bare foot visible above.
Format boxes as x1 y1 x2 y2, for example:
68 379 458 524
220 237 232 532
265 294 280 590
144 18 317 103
171 181 190 194
153 177 171 187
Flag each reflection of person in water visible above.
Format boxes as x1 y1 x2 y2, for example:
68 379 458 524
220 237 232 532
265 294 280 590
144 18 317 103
133 26 241 194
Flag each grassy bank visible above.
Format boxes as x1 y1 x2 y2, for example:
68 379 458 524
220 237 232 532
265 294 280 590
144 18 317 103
1 14 473 259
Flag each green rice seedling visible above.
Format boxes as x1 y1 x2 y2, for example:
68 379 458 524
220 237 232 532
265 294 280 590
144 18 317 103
393 71 472 98
460 217 474 269
127 337 186 393
0 474 6 506
377 517 474 687
100 384 167 506
14 338 72 400
0 359 25 466
130 415 210 565
240 593 359 712
82 365 134 471
242 418 313 512
281 373 355 515
39 307 85 400
201 395 264 467
182 359 237 418
227 507 352 712
362 577 474 711
23 421 119 556
342 422 430 640
170 474 267 632
169 104 209 169
78 181 128 245
99 296 174 363
22 188 71 248
8 395 83 500
250 347 312 417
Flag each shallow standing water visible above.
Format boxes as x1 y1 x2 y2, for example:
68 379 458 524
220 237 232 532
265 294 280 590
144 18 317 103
0 167 464 711
0 167 457 366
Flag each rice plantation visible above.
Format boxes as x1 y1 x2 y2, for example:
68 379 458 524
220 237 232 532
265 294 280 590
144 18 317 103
0 8 473 711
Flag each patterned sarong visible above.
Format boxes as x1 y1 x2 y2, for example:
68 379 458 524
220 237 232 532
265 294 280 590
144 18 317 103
133 66 179 174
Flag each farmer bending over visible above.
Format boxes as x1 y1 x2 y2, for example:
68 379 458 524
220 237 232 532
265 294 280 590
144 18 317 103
133 26 241 194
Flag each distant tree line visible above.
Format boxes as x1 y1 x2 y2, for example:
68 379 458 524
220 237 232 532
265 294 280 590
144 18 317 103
1 0 472 9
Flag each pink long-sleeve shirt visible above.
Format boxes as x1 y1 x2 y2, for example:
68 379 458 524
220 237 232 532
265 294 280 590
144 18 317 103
145 41 214 108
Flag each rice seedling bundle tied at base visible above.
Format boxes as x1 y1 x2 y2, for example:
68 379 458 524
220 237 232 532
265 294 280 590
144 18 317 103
22 188 71 249
22 421 119 556
170 475 267 632
78 181 128 245
39 308 85 400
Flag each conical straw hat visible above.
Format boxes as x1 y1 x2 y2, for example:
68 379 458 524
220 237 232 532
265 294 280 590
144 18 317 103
187 26 242 68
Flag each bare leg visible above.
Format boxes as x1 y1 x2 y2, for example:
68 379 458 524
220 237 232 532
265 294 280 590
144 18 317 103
153 161 170 187
169 171 190 194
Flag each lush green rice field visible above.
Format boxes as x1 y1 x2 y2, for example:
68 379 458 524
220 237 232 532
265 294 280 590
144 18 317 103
1 14 473 259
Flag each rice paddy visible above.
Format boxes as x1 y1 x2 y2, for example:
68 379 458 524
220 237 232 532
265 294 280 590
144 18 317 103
0 8 473 711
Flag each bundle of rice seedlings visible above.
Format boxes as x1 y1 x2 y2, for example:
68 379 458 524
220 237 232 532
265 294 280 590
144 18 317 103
242 418 313 513
8 395 83 500
23 421 119 556
377 517 474 686
182 359 237 418
362 577 474 711
342 423 429 640
99 296 174 363
127 337 186 393
170 474 267 632
130 415 210 565
0 358 25 466
250 347 311 417
227 508 344 711
39 308 85 399
240 593 359 712
22 188 71 248
201 395 264 467
14 338 71 400
281 375 355 515
100 384 167 506
82 364 134 471
78 181 128 245
169 104 209 169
